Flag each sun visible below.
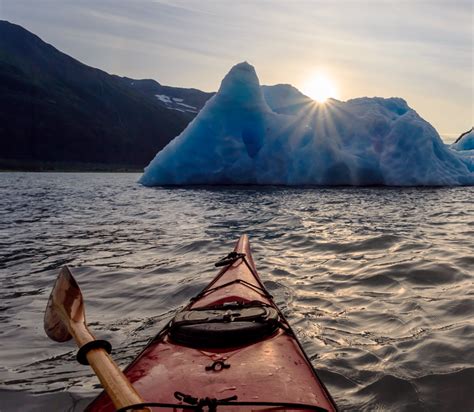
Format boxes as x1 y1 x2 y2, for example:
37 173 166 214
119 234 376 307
302 73 338 103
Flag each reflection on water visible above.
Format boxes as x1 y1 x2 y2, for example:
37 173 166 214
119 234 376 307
0 173 473 411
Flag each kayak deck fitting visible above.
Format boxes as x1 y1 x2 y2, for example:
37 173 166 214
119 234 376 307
87 235 337 411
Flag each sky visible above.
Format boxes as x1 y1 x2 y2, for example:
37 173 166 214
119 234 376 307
1 0 472 141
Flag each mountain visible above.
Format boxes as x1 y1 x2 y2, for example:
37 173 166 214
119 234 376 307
0 20 214 170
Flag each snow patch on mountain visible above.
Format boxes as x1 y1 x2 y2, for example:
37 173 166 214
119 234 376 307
155 94 198 113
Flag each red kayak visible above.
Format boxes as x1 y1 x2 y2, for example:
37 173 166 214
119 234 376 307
87 235 337 411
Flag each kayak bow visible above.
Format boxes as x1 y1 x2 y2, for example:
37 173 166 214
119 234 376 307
88 234 338 411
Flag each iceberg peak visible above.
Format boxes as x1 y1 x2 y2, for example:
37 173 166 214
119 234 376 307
215 61 270 110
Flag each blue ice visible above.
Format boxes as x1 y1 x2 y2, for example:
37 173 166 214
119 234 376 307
140 62 474 186
452 128 474 151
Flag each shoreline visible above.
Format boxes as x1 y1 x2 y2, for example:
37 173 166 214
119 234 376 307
0 159 143 173
0 169 143 173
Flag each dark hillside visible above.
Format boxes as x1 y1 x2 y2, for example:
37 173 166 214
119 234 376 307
0 20 213 170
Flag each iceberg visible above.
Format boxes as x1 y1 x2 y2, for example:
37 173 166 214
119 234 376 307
452 128 474 151
140 62 474 186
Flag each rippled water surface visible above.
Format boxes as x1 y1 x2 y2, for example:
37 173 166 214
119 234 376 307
0 172 473 411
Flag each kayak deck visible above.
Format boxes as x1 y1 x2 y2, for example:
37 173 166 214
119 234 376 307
87 235 337 411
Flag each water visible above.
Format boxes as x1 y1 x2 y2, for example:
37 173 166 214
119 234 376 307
0 172 473 411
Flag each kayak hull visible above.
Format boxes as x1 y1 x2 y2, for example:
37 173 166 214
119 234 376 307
87 235 337 411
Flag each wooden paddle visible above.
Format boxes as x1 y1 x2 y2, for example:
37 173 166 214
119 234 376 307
44 266 149 411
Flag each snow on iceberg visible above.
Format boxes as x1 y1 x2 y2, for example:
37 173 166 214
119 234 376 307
140 62 474 186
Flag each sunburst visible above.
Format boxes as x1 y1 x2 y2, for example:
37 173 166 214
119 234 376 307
302 73 339 103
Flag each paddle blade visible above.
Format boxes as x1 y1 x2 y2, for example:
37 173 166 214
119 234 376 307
44 266 85 342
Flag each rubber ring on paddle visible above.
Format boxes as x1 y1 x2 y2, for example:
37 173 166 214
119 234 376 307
76 339 112 365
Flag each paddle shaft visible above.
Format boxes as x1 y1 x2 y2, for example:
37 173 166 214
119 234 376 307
69 315 148 410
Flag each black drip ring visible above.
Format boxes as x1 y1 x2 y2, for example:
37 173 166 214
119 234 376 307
76 339 112 365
